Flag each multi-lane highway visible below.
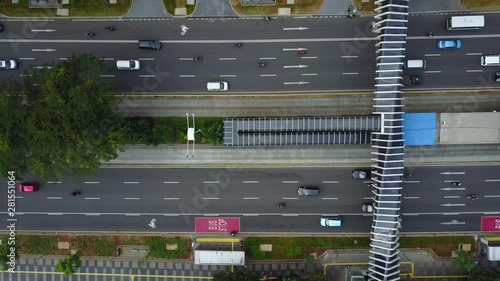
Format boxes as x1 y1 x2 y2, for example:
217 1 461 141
1 14 500 92
2 166 499 233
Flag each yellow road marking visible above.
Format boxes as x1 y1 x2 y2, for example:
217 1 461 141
195 238 240 243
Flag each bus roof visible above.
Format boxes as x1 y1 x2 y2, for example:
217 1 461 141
450 15 485 27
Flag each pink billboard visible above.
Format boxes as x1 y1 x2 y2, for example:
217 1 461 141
195 217 240 233
481 216 500 232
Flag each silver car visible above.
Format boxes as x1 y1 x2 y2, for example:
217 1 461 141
0 59 17 70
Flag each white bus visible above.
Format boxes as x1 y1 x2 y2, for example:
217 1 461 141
446 15 484 30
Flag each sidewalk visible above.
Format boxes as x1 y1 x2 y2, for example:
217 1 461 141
106 144 500 167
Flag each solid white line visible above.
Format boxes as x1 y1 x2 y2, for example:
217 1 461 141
484 195 500 198
282 197 298 200
243 197 259 200
322 198 338 200
47 197 62 200
124 182 139 184
220 75 236 77
301 56 317 59
260 74 277 77
19 58 35 60
243 214 259 216
243 181 259 184
424 54 441 57
323 181 339 184
466 52 482 56
404 181 420 183
342 72 358 75
125 214 140 216
163 198 180 200
164 181 180 184
139 75 155 78
483 212 500 215
444 196 460 199
466 70 483 73
48 213 63 215
219 58 236 61
282 181 298 184
85 197 100 200
341 55 358 58
485 179 500 182
203 181 219 184
425 71 441 73
404 197 419 199
282 214 299 216
85 213 101 216
260 57 276 60
180 75 195 78
179 58 194 61
163 214 180 216
203 197 219 200
203 214 219 216
124 198 140 200
84 181 100 184
301 73 317 76
139 58 154 61
444 213 460 215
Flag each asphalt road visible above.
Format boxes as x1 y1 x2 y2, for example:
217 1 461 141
2 166 498 234
1 15 500 93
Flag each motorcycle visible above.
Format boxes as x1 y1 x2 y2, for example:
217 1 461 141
258 62 267 67
104 27 115 31
451 181 461 186
84 32 96 37
298 50 307 55
276 203 286 208
427 32 433 37
230 231 238 236
466 194 478 200
70 191 81 197
234 43 242 47
194 56 203 61
265 16 272 21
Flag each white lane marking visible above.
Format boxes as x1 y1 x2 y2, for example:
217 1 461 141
301 73 317 76
163 197 180 200
47 181 62 184
261 74 277 77
203 181 219 184
164 181 180 184
139 75 155 78
179 58 194 61
220 74 236 77
404 181 420 183
47 197 62 200
485 179 500 182
19 58 35 60
484 195 500 198
203 197 219 200
139 58 154 61
59 58 68 60
282 181 298 184
163 214 180 216
466 52 482 56
219 58 236 61
124 182 139 184
85 197 100 200
15 196 23 199
466 70 483 73
424 54 441 57
85 213 101 216
444 196 460 199
362 197 372 200
125 214 140 216
101 57 114 61
322 198 338 200
301 56 317 59
48 213 63 215
323 181 339 184
180 75 195 78
282 214 299 216
403 197 419 199
425 70 441 73
124 197 140 200
443 213 460 215
342 72 358 75
282 197 298 200
243 214 259 216
203 214 219 216
243 181 259 184
260 57 276 60
100 75 115 78
341 55 358 58
243 197 259 200
484 211 500 215
84 181 100 184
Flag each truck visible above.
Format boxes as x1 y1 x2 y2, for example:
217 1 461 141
481 55 500 66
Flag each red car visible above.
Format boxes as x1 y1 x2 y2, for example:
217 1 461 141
18 183 39 192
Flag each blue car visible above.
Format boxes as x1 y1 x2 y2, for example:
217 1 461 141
437 39 462 49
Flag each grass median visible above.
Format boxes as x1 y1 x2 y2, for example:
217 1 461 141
231 0 324 16
0 0 131 17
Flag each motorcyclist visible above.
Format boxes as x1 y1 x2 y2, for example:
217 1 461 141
104 27 115 31
85 32 95 37
276 203 285 208
451 181 461 186
428 32 433 37
234 43 242 47
70 191 80 197
258 62 266 67
298 50 307 55
466 194 478 200
194 56 203 61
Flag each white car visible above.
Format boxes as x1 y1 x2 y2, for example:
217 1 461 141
362 203 373 213
0 59 17 70
320 217 342 227
116 60 140 70
207 81 228 91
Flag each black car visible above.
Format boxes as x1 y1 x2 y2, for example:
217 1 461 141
352 169 372 179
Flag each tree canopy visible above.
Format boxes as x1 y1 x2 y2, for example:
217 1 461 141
0 54 122 180
55 252 82 276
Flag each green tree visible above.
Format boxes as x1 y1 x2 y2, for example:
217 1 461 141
452 250 475 272
213 271 259 281
469 267 500 281
55 252 82 276
0 54 122 180
304 272 326 281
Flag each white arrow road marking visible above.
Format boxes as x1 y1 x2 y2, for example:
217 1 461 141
283 65 308 69
440 203 466 207
32 49 56 52
283 27 309 31
31 29 56 32
284 81 310 85
283 48 308 51
440 187 466 191
440 172 466 175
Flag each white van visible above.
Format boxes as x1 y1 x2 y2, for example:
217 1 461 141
481 55 500 66
405 59 426 69
207 81 228 91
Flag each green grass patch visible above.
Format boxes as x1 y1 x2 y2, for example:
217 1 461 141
231 0 324 16
400 236 475 257
463 0 500 9
17 235 59 255
163 0 196 16
72 236 116 256
0 0 131 17
352 0 376 14
145 236 191 259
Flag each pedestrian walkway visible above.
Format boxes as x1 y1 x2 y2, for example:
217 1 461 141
125 0 169 18
192 0 237 17
316 0 353 16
